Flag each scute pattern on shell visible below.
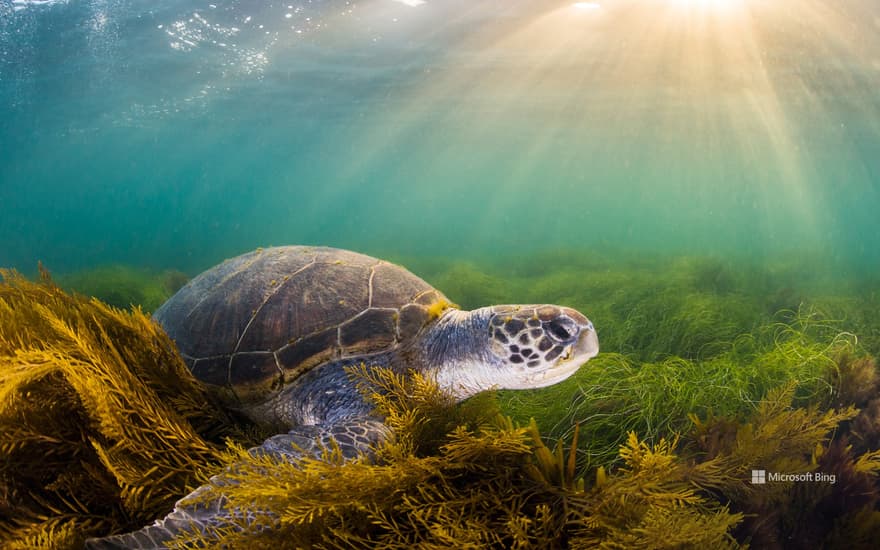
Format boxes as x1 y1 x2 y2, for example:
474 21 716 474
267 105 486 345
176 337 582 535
153 246 448 403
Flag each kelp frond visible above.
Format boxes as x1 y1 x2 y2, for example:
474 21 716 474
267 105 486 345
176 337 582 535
570 432 742 550
525 419 583 491
346 363 500 457
685 380 878 547
0 270 244 547
690 381 858 495
2 517 94 550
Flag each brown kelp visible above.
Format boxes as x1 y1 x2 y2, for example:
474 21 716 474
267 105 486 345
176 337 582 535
687 381 880 548
162 362 879 549
170 366 744 550
0 269 246 548
166 358 880 548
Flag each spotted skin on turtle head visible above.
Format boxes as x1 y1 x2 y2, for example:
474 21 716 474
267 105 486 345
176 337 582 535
489 305 596 370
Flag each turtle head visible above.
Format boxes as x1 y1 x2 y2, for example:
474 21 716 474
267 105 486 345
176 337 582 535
484 305 599 389
423 305 598 400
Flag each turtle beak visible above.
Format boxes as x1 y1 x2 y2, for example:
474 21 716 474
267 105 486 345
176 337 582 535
531 308 598 388
558 308 599 365
572 320 599 362
562 307 599 363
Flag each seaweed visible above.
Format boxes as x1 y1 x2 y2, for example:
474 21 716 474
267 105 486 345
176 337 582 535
55 265 189 313
0 269 247 547
171 366 744 549
420 261 512 310
419 253 769 362
3 253 880 549
686 381 880 549
571 432 742 550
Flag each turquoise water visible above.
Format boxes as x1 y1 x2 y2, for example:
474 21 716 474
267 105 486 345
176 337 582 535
2 0 880 275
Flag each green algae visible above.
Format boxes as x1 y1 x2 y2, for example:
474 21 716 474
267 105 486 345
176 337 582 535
414 251 879 362
55 265 189 313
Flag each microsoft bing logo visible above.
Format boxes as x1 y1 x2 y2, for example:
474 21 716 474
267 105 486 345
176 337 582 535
748 469 836 484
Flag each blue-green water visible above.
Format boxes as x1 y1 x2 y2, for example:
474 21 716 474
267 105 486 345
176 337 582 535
2 0 880 275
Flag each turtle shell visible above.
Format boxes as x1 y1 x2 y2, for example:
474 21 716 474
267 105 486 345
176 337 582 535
153 246 449 404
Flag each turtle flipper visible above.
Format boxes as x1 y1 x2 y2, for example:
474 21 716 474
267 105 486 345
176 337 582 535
83 486 225 550
255 418 388 460
85 418 389 550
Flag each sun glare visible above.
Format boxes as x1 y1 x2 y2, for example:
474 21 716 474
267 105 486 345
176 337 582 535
338 0 878 247
669 0 738 10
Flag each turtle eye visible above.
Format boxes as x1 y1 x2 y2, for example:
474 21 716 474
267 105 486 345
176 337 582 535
546 318 577 342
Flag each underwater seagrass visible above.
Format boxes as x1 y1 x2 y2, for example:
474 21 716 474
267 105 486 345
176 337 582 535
86 245 599 548
55 265 190 313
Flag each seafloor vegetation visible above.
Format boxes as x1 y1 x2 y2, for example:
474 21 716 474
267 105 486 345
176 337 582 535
55 265 189 313
2 253 880 548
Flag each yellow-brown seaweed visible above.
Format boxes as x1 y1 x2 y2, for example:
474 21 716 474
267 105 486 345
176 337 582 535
0 269 244 548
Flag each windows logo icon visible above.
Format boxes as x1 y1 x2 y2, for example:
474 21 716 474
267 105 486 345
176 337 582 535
751 470 766 484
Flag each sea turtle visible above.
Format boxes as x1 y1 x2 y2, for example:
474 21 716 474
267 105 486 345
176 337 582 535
87 245 598 548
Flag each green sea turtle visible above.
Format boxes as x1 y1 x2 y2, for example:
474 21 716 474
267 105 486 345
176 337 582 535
86 245 598 548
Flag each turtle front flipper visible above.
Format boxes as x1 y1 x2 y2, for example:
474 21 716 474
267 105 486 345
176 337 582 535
85 417 389 550
256 417 388 460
